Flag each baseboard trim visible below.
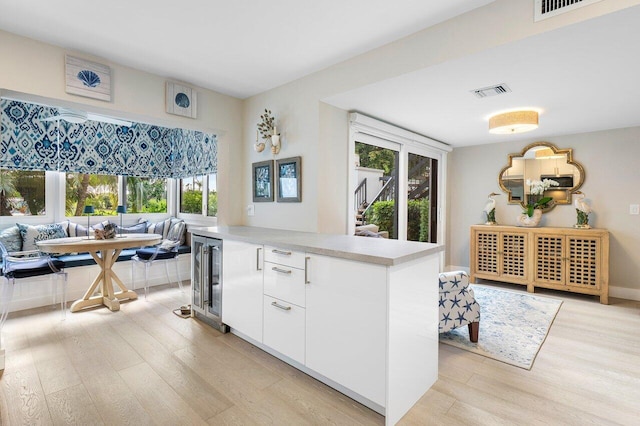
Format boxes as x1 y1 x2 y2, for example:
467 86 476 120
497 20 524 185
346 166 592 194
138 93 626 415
609 286 640 302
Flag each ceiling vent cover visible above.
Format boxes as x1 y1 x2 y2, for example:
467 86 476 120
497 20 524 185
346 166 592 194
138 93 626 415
534 0 603 22
471 84 511 99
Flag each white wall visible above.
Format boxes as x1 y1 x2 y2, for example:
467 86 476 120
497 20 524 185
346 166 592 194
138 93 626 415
240 0 640 234
0 29 244 226
448 126 640 297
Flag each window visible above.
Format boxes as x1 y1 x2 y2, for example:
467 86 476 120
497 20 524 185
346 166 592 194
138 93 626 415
65 173 118 216
180 176 203 214
180 173 217 217
207 173 217 217
0 169 46 216
125 176 167 213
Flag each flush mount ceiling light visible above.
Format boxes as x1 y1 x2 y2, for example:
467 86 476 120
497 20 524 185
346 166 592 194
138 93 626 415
488 110 539 134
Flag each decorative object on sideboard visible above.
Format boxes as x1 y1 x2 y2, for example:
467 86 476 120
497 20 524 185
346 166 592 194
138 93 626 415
483 192 500 225
252 160 274 202
256 109 281 154
116 205 127 237
65 55 112 102
83 205 94 239
166 82 197 118
515 179 557 227
95 223 116 240
499 141 585 211
574 191 592 229
488 110 538 134
276 156 301 202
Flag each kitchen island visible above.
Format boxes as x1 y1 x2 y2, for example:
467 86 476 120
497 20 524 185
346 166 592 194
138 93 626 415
189 226 443 425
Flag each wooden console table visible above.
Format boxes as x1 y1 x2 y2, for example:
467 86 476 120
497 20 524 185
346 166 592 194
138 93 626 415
470 225 609 304
37 234 161 312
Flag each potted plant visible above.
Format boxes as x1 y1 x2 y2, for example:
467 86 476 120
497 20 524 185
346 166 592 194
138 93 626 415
516 179 559 227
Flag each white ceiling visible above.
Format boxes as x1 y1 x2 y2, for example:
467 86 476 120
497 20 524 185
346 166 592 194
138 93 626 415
1 1 638 148
0 0 493 99
325 5 640 147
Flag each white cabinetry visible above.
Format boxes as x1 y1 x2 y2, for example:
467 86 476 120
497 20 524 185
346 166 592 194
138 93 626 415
262 246 307 364
305 254 387 407
222 240 264 342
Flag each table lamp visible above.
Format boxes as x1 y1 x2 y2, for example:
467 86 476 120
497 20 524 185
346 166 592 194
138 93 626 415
116 205 127 237
83 205 94 239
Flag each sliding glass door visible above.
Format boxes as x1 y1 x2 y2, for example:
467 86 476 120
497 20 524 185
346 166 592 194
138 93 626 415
406 151 438 243
353 139 440 242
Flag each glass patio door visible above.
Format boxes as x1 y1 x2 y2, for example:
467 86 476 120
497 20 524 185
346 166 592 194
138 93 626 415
406 152 438 243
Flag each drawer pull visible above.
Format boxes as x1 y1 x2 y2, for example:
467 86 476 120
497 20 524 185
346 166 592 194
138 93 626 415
272 266 292 274
272 249 292 256
256 247 262 271
305 256 310 284
271 301 292 311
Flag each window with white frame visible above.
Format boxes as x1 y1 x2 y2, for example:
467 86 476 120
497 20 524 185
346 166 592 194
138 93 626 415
179 173 217 217
125 176 167 214
0 168 46 216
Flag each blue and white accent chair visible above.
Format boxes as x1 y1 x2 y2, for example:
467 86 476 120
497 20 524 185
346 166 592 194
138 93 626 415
438 271 480 342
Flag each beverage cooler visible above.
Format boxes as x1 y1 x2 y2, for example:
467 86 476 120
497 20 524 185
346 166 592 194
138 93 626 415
191 235 228 332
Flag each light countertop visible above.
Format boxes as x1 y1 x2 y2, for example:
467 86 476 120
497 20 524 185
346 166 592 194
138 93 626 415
189 226 443 266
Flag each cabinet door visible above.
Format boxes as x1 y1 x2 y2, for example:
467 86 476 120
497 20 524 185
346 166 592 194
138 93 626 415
222 240 264 342
305 254 387 407
534 234 565 285
566 236 600 289
500 232 528 281
191 236 206 313
473 230 499 276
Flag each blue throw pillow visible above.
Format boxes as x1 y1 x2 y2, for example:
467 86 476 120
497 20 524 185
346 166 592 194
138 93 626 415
17 223 68 251
0 226 23 259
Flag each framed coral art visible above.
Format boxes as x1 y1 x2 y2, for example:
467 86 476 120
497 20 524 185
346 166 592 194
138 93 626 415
276 156 301 202
65 55 112 101
252 160 274 202
166 82 197 119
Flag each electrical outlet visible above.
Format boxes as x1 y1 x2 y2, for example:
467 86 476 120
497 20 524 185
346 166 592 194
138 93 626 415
630 204 640 215
247 204 255 216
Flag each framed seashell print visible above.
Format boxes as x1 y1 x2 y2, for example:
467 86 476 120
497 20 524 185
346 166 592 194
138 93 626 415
166 82 197 119
65 55 112 101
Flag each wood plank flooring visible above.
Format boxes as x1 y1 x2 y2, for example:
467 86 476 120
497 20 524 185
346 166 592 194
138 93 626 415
1 283 639 425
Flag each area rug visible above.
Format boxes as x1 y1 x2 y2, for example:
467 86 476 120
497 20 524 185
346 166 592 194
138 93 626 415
439 284 562 370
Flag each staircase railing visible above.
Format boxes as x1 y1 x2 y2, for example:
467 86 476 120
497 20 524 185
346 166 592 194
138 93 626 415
360 176 395 223
354 178 367 211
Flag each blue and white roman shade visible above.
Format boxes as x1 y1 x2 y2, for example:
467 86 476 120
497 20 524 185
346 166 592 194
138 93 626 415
0 98 217 178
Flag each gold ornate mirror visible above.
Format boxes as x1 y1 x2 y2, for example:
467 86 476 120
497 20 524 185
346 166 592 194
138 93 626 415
498 142 585 211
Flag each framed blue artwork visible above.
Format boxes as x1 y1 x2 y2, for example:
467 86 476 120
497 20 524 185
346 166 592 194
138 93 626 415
166 82 197 119
276 156 301 202
65 55 111 102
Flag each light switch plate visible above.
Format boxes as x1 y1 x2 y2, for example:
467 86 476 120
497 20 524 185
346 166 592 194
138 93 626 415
247 204 255 216
630 204 639 215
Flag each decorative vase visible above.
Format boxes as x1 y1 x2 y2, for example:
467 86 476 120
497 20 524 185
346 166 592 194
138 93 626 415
254 142 265 152
516 209 542 227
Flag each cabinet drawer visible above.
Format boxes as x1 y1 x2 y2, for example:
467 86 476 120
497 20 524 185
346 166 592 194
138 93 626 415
264 245 306 269
263 296 305 364
263 261 306 307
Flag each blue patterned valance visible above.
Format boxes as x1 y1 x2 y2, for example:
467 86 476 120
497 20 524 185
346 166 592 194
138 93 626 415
0 99 216 178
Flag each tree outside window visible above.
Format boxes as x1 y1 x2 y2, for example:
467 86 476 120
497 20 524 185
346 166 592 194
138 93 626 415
207 173 217 217
0 169 46 216
66 173 118 216
126 176 167 213
180 176 203 214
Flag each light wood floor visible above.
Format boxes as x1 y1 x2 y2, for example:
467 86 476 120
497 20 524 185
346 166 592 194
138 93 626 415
1 283 639 425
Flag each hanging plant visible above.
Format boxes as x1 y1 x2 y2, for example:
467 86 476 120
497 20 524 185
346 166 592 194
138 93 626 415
257 109 275 140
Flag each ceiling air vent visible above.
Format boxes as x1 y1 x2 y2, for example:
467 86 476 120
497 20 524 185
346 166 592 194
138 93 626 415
471 84 511 99
534 0 603 22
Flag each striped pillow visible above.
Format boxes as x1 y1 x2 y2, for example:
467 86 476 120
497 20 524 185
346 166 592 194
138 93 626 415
139 218 171 238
